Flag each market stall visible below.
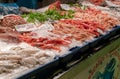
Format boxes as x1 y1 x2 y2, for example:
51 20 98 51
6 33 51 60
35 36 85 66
0 0 120 79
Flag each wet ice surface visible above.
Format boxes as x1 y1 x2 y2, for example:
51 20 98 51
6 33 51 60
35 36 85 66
0 41 58 79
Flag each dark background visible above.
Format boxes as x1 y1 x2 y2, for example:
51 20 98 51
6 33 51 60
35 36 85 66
0 0 77 8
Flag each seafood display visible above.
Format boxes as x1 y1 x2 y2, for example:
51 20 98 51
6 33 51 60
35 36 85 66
0 0 120 78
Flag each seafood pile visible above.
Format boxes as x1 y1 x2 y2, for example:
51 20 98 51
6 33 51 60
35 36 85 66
0 42 56 79
0 14 26 29
79 0 120 20
0 0 120 78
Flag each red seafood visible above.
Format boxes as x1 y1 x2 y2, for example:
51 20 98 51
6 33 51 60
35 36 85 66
0 14 26 29
48 0 61 10
88 0 105 5
74 7 120 30
59 19 105 36
52 21 96 42
18 32 71 51
0 27 21 43
111 0 120 5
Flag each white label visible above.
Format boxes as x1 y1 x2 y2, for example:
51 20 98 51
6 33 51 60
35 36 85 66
0 15 3 19
15 23 37 32
38 22 54 31
60 4 71 11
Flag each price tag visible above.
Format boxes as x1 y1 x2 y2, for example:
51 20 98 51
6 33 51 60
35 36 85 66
15 23 37 32
0 15 3 19
60 4 71 10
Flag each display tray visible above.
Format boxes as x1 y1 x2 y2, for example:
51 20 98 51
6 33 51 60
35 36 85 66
16 25 120 79
59 25 120 68
102 26 120 42
59 43 90 68
110 25 120 37
59 47 82 68
89 36 102 49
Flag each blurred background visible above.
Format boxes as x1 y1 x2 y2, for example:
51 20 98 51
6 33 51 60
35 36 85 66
0 0 77 9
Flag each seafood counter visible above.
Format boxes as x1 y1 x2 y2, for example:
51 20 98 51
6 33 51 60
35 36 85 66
0 0 120 79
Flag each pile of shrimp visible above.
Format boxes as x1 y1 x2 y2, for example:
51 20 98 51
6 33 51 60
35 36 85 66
50 6 120 44
59 19 105 35
0 27 21 43
18 32 71 51
74 7 120 31
0 14 26 29
111 0 120 5
88 0 105 5
51 20 98 42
